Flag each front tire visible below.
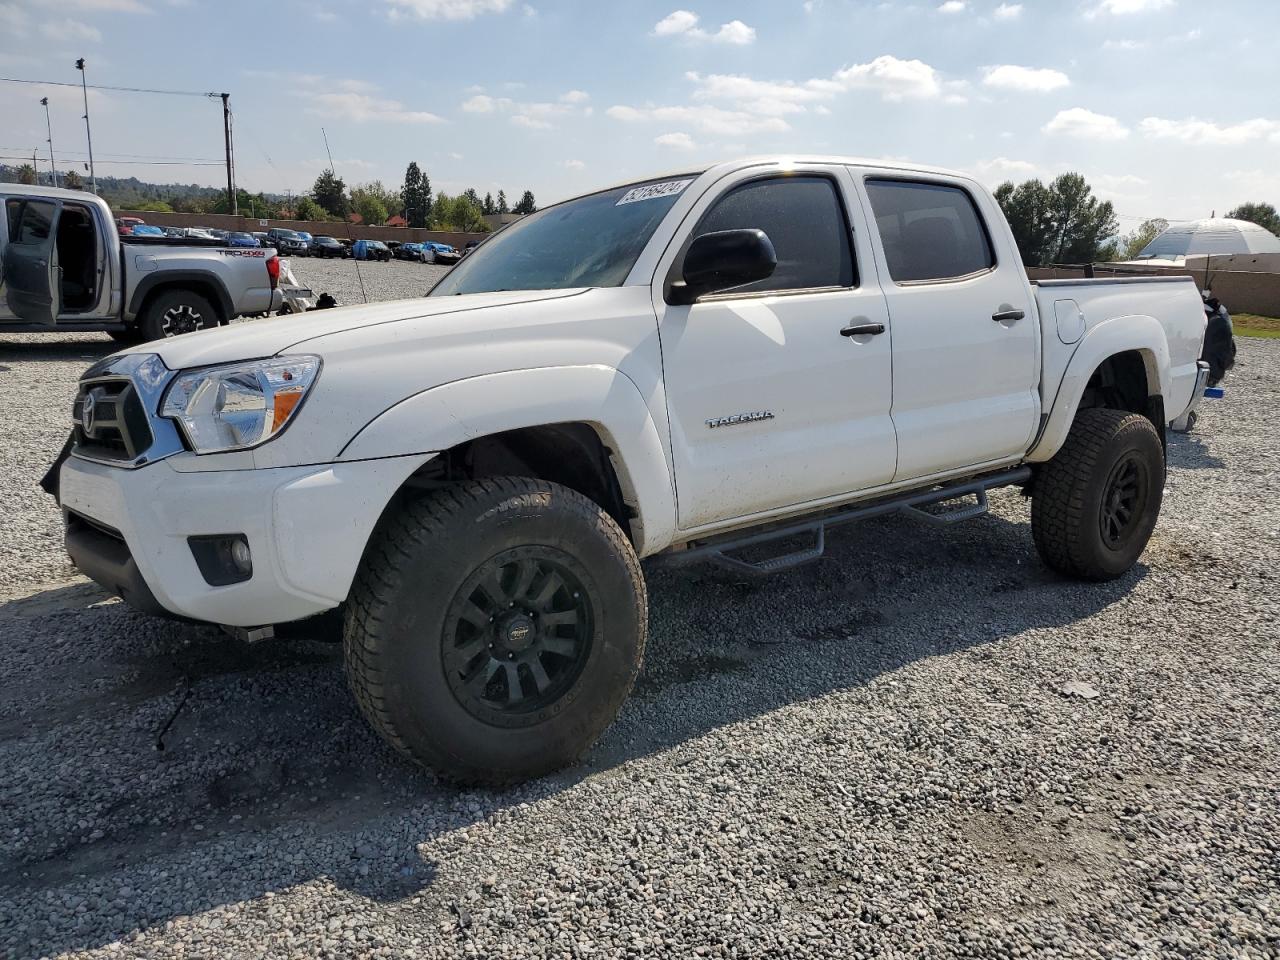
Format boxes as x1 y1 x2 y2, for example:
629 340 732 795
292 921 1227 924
344 477 647 785
1032 408 1165 581
138 289 218 341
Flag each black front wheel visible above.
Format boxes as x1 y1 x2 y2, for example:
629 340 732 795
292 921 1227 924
344 477 647 785
1032 408 1165 580
138 289 218 341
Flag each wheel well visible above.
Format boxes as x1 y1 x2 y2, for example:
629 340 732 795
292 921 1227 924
400 423 634 540
136 281 230 327
1078 349 1166 449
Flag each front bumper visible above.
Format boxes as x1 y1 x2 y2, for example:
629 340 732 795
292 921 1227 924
59 452 431 626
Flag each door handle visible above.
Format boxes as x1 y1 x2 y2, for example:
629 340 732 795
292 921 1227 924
992 309 1025 323
840 322 885 337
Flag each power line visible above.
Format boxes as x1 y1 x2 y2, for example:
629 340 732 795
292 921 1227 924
0 146 222 162
1 77 219 98
0 154 222 166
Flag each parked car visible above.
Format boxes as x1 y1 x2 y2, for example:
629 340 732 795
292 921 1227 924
227 232 260 248
251 232 270 247
207 228 229 241
463 240 482 255
266 227 309 257
2 183 282 341
309 235 345 258
352 239 391 261
114 216 144 238
41 157 1208 785
293 231 313 256
396 242 424 261
420 241 461 265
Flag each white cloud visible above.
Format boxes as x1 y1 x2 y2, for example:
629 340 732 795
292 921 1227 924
982 64 1070 92
974 157 1039 181
62 0 149 11
652 9 756 44
461 94 502 112
993 3 1022 18
1088 0 1174 15
1139 116 1280 145
686 71 839 116
653 9 698 35
655 132 697 150
310 92 444 124
937 0 967 12
835 55 942 100
1043 107 1129 140
608 104 787 136
385 0 513 20
563 159 585 169
1103 38 1145 50
559 89 589 104
42 18 102 41
315 9 339 21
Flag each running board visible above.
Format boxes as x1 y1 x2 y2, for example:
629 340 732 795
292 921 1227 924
654 467 1032 577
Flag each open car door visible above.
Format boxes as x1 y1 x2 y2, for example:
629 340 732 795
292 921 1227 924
3 197 62 325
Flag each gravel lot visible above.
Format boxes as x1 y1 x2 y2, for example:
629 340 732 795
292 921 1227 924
1 273 1277 958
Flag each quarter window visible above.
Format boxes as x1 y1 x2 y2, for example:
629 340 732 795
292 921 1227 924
865 179 994 283
691 176 856 294
11 200 57 244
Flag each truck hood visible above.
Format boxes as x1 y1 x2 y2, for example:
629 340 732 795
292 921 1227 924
125 289 584 370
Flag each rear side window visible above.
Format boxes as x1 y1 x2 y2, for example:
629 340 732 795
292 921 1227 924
865 179 994 283
8 200 57 243
692 176 856 293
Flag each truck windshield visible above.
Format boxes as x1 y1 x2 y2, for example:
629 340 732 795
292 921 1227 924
430 175 700 296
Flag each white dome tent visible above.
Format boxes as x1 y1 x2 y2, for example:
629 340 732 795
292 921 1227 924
1137 218 1280 261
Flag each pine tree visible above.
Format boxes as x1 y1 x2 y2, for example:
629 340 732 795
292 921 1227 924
513 190 537 215
497 189 509 214
402 162 434 229
482 192 496 215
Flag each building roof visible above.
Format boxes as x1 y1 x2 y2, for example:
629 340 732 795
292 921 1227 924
1138 218 1280 259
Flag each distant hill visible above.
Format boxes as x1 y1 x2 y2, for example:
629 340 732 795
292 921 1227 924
0 165 284 210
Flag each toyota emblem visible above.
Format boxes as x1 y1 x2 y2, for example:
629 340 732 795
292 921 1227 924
81 390 97 436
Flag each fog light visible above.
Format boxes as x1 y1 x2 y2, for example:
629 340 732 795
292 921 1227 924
188 534 253 586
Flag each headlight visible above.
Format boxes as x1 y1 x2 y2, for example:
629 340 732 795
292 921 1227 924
160 356 321 454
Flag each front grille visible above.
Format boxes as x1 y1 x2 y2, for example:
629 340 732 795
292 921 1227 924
72 378 155 463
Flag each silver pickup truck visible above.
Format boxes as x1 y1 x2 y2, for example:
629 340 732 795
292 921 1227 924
1 185 282 342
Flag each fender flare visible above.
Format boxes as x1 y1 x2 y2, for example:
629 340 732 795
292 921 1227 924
126 271 233 324
1026 314 1169 463
338 364 679 556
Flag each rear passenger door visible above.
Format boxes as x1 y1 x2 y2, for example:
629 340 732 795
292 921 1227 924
655 166 897 531
859 174 1038 480
2 197 63 325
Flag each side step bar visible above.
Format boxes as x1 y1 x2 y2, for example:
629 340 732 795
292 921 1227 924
652 467 1032 576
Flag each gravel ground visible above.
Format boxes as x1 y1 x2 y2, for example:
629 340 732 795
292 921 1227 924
1 288 1277 958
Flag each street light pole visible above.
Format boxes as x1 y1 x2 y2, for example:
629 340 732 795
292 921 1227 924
40 96 58 188
74 57 97 194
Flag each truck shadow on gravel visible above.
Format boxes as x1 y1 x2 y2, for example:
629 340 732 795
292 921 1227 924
0 338 117 362
0 500 1148 958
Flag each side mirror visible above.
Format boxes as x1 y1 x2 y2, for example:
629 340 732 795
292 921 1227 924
668 228 777 305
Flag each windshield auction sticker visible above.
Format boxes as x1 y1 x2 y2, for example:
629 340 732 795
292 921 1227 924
616 179 694 206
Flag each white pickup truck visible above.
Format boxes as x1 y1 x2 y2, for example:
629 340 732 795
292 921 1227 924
52 156 1208 784
1 184 282 341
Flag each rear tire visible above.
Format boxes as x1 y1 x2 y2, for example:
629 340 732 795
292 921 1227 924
138 289 218 341
344 477 647 785
1031 408 1165 581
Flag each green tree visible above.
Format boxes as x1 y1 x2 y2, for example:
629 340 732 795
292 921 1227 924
482 191 496 215
312 169 349 218
513 190 537 215
402 162 432 228
1225 201 1280 237
994 173 1118 266
16 164 37 185
1118 218 1169 260
429 192 488 232
130 199 174 213
294 196 326 221
62 169 84 190
352 190 388 226
496 189 509 214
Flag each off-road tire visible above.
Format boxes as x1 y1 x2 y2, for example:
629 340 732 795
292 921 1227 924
344 477 647 785
139 289 218 341
1032 408 1164 581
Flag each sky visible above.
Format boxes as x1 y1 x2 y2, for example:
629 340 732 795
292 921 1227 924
2 0 1278 227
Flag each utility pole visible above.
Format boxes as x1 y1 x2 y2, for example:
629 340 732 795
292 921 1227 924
40 97 58 188
221 93 237 215
74 58 97 194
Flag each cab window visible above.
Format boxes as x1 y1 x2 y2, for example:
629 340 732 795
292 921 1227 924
865 179 994 283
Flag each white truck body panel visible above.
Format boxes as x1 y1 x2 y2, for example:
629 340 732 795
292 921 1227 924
55 156 1207 626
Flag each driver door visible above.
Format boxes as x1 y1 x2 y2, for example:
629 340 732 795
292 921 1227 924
3 198 62 325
